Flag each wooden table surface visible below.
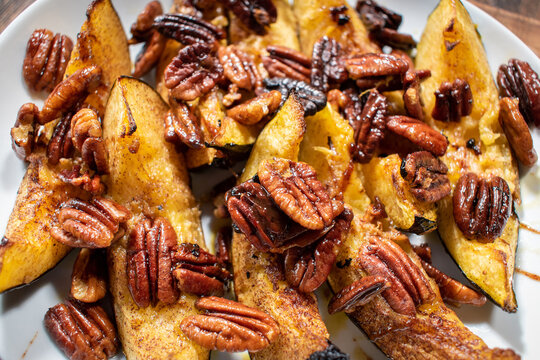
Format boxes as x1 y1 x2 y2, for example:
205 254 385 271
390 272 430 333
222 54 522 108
0 0 539 57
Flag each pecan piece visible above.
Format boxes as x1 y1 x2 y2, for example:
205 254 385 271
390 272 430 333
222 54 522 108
129 1 163 43
499 97 538 167
180 296 279 352
71 249 107 303
39 65 103 124
59 166 105 195
219 45 263 91
401 151 451 203
51 197 131 248
47 112 74 165
263 45 311 83
215 226 231 264
258 159 336 230
344 53 409 84
23 29 73 93
284 208 353 293
311 37 347 93
164 98 204 149
386 115 448 156
226 90 282 125
497 58 540 126
71 108 108 173
453 173 512 242
172 243 231 296
153 13 226 47
349 89 388 163
164 43 224 101
432 78 473 122
11 103 39 161
134 31 167 78
44 300 117 359
219 0 277 35
127 216 179 307
264 77 326 116
328 275 389 314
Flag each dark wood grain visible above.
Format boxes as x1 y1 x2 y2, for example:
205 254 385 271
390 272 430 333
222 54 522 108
0 0 539 57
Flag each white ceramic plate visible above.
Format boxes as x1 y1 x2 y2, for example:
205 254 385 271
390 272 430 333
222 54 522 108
1 0 539 359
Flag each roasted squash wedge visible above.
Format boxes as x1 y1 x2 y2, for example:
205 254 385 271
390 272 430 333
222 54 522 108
416 0 519 311
0 0 130 293
104 76 208 360
298 94 519 360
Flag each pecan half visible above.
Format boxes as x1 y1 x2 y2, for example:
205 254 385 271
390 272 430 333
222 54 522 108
401 151 451 203
344 53 409 89
386 115 448 156
44 300 117 360
172 243 231 296
47 112 74 165
226 90 282 125
164 98 204 149
71 249 107 303
219 45 263 91
432 78 473 122
349 89 387 163
263 45 311 83
134 31 167 78
71 108 108 173
356 0 415 50
127 216 179 307
11 103 39 161
215 226 231 264
129 1 163 44
258 159 336 230
180 296 279 352
219 0 277 35
311 37 347 93
59 166 105 195
164 43 224 101
264 77 327 116
499 97 538 167
23 29 73 93
39 65 103 125
284 208 353 293
453 173 512 242
153 13 226 47
497 58 540 126
328 275 389 314
51 197 131 248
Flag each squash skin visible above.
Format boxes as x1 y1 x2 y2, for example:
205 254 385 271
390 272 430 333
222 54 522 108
416 0 519 312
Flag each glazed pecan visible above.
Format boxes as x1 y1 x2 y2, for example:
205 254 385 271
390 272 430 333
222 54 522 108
386 116 448 156
219 45 263 91
344 53 409 89
164 43 224 101
453 173 512 242
71 249 107 303
180 296 279 352
59 166 105 195
47 112 74 165
219 0 277 35
154 13 226 47
358 235 434 316
258 159 336 230
497 58 540 126
223 84 243 107
44 300 117 360
284 208 353 293
311 37 347 93
411 245 486 307
264 77 326 116
226 90 282 125
164 99 204 149
328 275 389 314
263 45 311 83
71 108 108 173
356 0 415 50
51 197 131 248
215 226 231 264
349 89 388 163
11 103 39 160
129 1 163 43
127 216 178 307
401 151 451 203
329 5 350 26
172 243 231 296
23 29 73 93
39 65 103 125
499 97 538 167
432 79 473 122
